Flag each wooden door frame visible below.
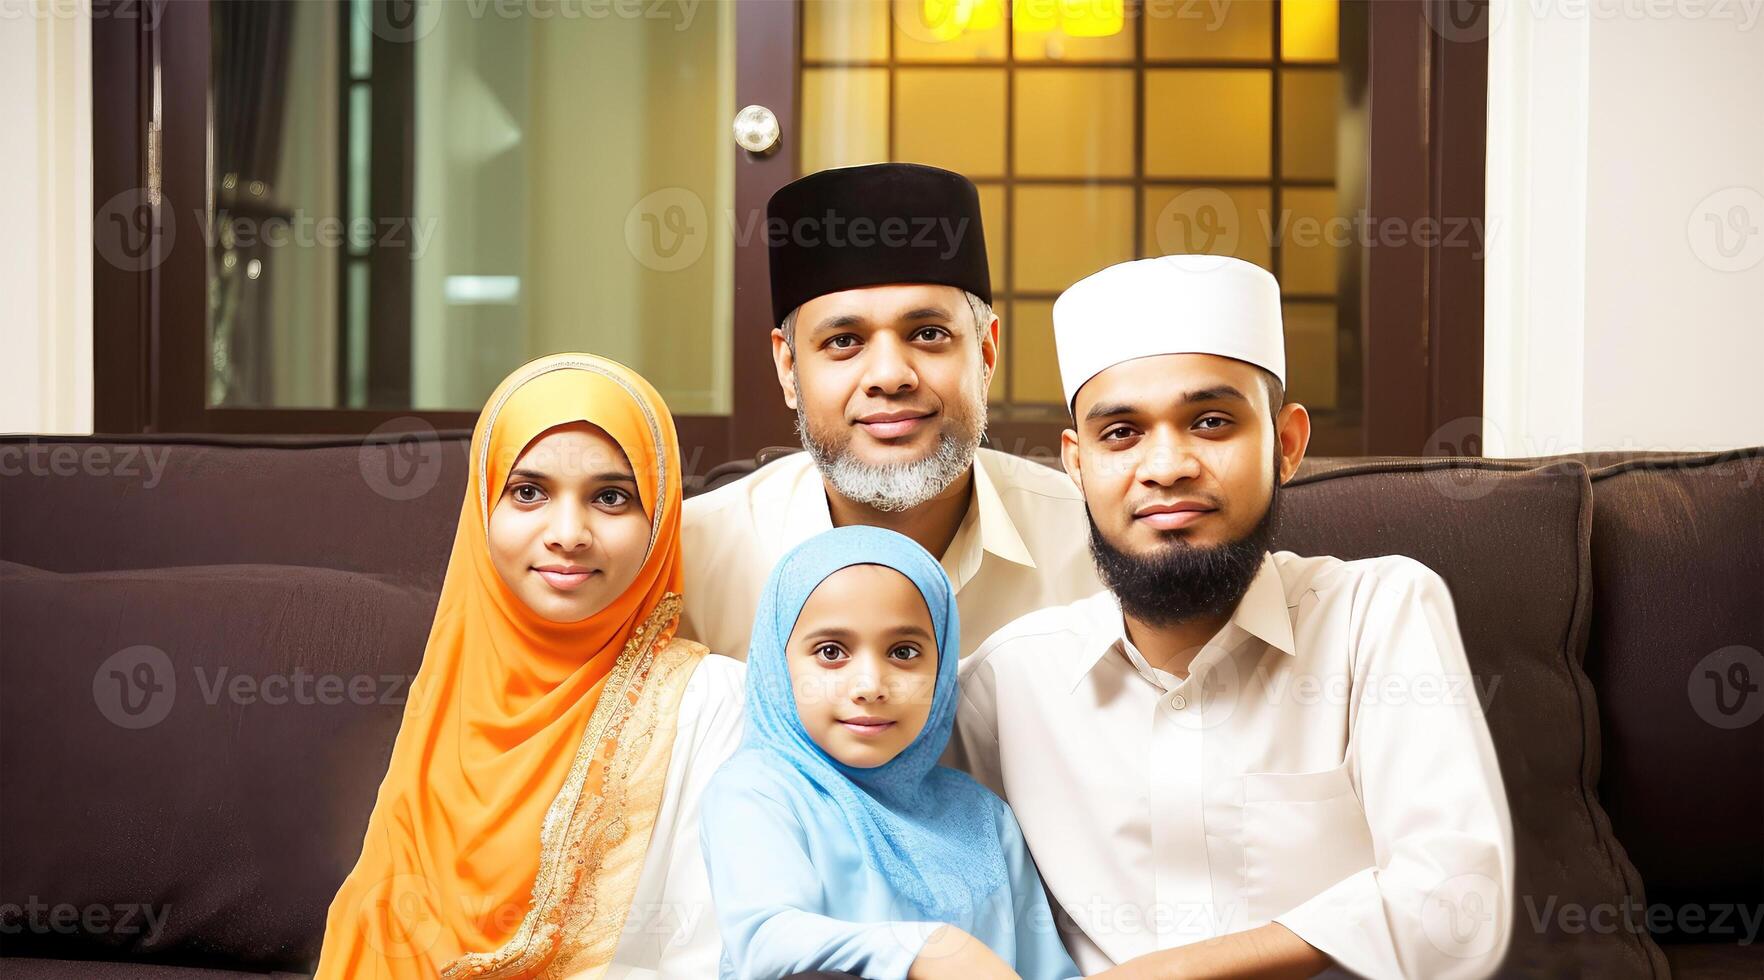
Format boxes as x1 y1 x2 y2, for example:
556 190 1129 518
91 0 1484 460
1357 0 1490 455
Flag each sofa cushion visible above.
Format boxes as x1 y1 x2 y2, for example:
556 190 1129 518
0 561 436 974
1276 457 1666 977
0 435 470 590
1583 449 1764 944
0 959 302 979
1662 942 1764 980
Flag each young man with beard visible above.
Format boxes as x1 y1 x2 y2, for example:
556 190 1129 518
681 163 1102 660
952 256 1515 979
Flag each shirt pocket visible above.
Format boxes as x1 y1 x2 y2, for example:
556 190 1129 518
1240 762 1377 924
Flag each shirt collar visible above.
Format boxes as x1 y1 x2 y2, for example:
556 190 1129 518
969 449 1037 570
781 449 1038 583
1065 551 1295 692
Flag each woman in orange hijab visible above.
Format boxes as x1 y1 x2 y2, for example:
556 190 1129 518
317 353 745 979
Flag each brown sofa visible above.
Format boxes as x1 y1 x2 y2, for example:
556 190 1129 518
2 433 1759 978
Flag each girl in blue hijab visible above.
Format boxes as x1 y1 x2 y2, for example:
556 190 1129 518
701 526 1079 980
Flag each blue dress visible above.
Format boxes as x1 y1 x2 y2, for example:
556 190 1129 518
702 763 1079 980
698 526 1080 980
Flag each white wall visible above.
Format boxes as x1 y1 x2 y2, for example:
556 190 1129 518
0 2 92 435
1485 0 1764 455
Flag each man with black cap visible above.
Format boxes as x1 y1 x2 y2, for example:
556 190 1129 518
680 163 1102 660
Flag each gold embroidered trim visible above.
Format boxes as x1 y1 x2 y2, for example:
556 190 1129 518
439 592 683 980
539 641 697 980
475 358 669 563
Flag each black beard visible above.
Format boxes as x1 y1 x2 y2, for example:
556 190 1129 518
1086 480 1281 628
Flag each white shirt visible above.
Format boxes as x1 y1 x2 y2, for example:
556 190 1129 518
680 448 1103 660
952 552 1515 980
600 653 745 979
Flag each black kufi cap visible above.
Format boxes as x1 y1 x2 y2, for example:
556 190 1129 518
766 163 992 325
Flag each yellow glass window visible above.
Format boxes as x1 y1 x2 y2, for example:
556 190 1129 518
1281 69 1338 180
1144 70 1272 179
1282 300 1338 409
803 0 890 62
1144 0 1271 60
1282 0 1339 62
1013 184 1134 292
988 302 1009 403
1010 298 1064 404
1141 185 1274 272
800 68 889 174
1278 187 1338 295
1015 68 1135 178
893 0 1007 61
1014 5 1135 62
977 182 1007 294
895 68 1008 177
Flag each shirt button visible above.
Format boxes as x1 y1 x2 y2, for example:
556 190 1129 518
1170 694 1187 711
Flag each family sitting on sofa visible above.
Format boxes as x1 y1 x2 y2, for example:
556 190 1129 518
312 164 1513 980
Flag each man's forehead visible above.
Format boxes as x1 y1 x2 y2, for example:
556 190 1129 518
1075 353 1263 413
800 283 967 326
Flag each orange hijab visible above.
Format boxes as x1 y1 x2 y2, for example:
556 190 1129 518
316 354 685 979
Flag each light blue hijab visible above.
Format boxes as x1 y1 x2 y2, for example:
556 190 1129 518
724 525 1007 919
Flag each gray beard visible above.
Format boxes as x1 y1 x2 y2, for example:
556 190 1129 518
793 375 985 514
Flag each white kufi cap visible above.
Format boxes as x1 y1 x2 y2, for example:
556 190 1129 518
1052 255 1286 410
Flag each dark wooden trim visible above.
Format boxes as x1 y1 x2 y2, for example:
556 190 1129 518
801 58 1338 70
729 0 802 460
152 0 214 434
366 11 416 408
1271 2 1285 286
1002 0 1016 406
1359 0 1487 455
91 0 154 433
334 0 352 407
1427 0 1489 453
1335 0 1370 450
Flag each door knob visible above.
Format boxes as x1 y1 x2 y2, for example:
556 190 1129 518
733 104 782 155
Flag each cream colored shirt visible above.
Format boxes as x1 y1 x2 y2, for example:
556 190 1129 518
952 552 1515 980
600 653 745 979
680 448 1103 660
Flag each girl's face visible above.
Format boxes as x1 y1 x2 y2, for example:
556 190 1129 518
784 564 939 768
487 422 650 623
